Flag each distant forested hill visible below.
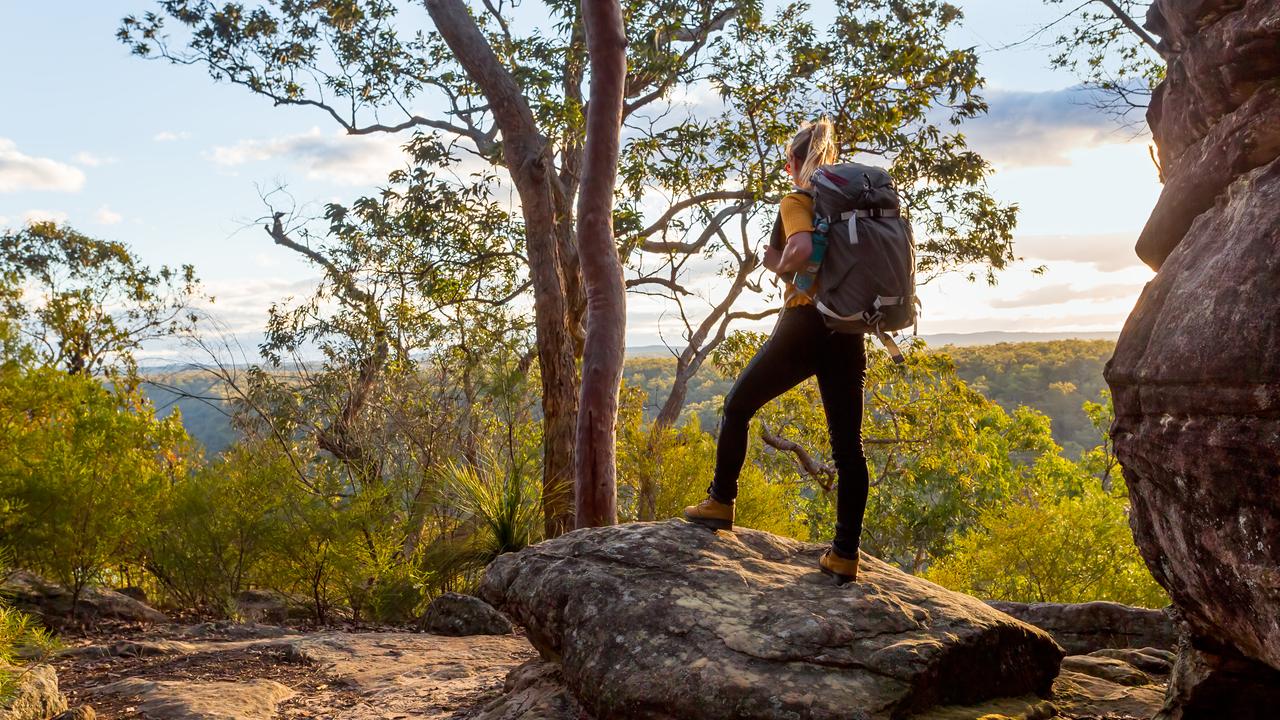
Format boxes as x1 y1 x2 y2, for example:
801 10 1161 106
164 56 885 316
626 339 1116 457
141 372 236 456
144 339 1116 458
943 340 1116 456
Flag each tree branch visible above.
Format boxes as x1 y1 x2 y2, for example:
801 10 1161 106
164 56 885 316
1096 0 1163 55
760 423 836 491
630 191 754 246
626 277 693 295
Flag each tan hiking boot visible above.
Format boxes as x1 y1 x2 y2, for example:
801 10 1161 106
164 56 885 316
819 548 860 586
683 495 734 531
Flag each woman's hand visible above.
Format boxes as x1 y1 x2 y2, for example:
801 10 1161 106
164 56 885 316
763 245 783 272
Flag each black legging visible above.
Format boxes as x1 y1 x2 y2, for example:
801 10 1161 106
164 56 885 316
710 303 870 556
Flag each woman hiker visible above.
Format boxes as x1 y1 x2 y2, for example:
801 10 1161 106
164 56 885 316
683 118 870 585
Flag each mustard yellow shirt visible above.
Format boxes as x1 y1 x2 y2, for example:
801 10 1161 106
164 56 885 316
778 192 816 307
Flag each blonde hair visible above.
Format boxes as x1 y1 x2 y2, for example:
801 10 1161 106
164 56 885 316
786 118 838 190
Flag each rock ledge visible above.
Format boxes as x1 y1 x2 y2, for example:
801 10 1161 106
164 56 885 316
481 520 1064 720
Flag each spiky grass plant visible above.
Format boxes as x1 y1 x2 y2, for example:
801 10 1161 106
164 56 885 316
438 456 543 563
0 580 59 702
417 455 547 596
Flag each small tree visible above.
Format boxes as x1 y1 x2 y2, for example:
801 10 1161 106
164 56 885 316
0 561 58 700
0 222 204 379
0 362 191 613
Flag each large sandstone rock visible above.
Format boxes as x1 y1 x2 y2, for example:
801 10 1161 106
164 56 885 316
1155 640 1280 720
1 571 167 625
0 664 68 720
480 520 1064 720
1106 0 1280 714
421 591 514 636
987 600 1178 653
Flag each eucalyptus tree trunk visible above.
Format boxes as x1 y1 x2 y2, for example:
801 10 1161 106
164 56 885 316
425 0 580 537
573 0 627 528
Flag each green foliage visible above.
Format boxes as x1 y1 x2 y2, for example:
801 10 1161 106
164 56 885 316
860 348 1063 572
436 456 544 565
945 340 1116 457
1078 389 1120 490
1043 0 1164 124
0 600 58 701
146 442 293 614
0 551 59 702
925 481 1168 607
615 382 809 539
924 390 1167 607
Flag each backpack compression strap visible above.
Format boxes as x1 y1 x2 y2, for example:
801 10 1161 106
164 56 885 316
839 209 900 219
837 208 899 246
874 330 905 365
814 295 909 364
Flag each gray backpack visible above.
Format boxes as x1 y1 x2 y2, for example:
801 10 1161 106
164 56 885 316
773 162 918 363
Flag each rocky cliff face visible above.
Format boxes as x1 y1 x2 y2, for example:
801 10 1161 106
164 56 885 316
1105 0 1280 713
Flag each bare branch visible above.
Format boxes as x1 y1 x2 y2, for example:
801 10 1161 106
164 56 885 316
630 191 755 246
624 7 738 117
626 277 693 295
1096 0 1164 55
760 423 836 491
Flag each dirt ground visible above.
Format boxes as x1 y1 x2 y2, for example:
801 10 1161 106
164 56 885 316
50 622 539 720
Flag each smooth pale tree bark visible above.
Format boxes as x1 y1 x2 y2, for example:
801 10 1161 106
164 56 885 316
574 0 627 529
424 0 580 537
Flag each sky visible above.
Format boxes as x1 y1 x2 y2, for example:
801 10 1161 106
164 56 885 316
0 1 1162 359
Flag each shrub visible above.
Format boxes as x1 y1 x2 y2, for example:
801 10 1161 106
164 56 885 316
924 482 1168 607
0 364 189 611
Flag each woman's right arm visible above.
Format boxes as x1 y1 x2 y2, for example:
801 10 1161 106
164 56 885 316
774 193 815 274
776 231 813 273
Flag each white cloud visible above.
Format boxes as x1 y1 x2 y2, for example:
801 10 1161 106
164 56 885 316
989 281 1141 309
153 131 191 142
208 128 406 186
0 139 85 193
23 209 69 224
960 86 1149 169
197 276 321 334
74 151 116 167
1014 232 1145 272
95 205 123 225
